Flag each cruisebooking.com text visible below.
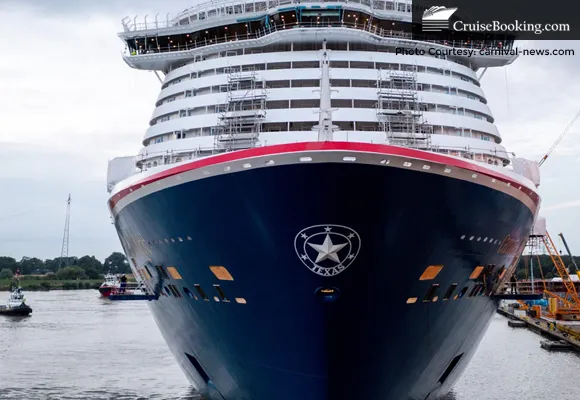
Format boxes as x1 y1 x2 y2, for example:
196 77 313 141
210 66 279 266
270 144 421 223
395 47 575 57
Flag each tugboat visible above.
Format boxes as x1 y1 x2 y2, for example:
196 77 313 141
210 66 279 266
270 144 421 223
0 285 32 316
98 273 119 297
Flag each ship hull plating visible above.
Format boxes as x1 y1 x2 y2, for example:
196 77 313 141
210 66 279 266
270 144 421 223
111 146 537 400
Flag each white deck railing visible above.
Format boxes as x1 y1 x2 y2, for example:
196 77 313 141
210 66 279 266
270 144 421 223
122 0 412 32
123 21 511 57
129 141 515 172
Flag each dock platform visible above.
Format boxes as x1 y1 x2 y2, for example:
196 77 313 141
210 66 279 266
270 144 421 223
493 294 543 300
496 306 580 352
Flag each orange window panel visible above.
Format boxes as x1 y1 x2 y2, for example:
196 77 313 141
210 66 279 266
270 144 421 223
210 266 234 281
406 297 418 304
419 265 443 281
166 266 183 280
499 267 507 280
469 266 484 280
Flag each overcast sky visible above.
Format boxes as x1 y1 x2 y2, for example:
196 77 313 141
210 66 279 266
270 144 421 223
0 1 579 262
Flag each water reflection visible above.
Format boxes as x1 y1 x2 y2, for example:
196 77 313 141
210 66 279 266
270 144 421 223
1 291 579 399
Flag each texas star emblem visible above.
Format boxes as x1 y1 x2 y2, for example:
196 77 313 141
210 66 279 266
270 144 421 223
294 224 362 277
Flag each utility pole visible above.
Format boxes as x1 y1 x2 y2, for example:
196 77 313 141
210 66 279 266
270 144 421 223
57 194 71 271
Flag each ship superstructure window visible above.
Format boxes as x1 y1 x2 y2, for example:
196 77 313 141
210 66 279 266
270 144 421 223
194 284 209 301
214 285 229 302
468 284 480 297
458 286 469 298
156 265 170 280
478 284 487 296
143 265 153 280
183 287 195 299
443 283 458 300
161 62 481 94
422 284 439 302
159 76 486 106
169 284 182 298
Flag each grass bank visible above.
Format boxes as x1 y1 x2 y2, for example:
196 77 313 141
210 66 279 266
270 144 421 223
0 279 104 291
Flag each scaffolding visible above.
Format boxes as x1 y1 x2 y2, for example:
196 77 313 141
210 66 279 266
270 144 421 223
376 67 433 149
215 66 267 152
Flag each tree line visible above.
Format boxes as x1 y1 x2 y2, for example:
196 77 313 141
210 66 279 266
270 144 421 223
0 252 577 282
0 252 130 281
514 254 580 280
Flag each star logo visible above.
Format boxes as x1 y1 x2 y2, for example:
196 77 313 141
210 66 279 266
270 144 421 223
294 225 361 277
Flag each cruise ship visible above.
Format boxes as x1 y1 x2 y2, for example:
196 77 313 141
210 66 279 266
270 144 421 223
106 1 542 399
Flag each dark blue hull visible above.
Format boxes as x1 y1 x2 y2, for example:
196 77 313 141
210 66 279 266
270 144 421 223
111 147 536 400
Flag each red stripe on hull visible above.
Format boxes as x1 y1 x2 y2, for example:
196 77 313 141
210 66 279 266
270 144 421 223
108 142 540 209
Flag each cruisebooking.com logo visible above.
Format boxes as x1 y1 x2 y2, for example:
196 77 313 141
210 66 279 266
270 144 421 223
421 5 570 35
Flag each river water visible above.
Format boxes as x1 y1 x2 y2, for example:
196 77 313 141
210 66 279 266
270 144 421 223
1 290 579 400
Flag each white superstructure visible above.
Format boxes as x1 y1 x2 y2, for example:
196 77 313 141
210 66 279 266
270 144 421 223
108 0 530 191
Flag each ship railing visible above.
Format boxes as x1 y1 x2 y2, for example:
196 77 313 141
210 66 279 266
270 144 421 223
424 144 514 167
110 281 150 296
135 143 514 159
123 0 413 31
501 279 580 294
500 282 545 295
133 141 517 172
124 20 510 57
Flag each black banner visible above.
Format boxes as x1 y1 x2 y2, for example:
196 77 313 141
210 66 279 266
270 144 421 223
412 0 575 40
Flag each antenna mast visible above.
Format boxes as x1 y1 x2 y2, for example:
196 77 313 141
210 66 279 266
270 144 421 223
314 40 337 141
57 194 71 271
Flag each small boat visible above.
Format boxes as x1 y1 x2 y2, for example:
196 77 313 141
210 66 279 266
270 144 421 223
540 339 573 351
100 273 148 298
98 273 119 297
0 286 32 316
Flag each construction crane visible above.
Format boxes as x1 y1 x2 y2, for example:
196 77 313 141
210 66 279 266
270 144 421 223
541 231 580 320
538 108 580 167
558 232 579 275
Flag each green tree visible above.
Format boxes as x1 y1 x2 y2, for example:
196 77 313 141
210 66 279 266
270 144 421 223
0 256 17 272
515 253 580 280
83 267 102 280
104 252 130 273
19 257 45 274
55 266 86 280
0 268 13 279
78 255 103 271
44 258 60 273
